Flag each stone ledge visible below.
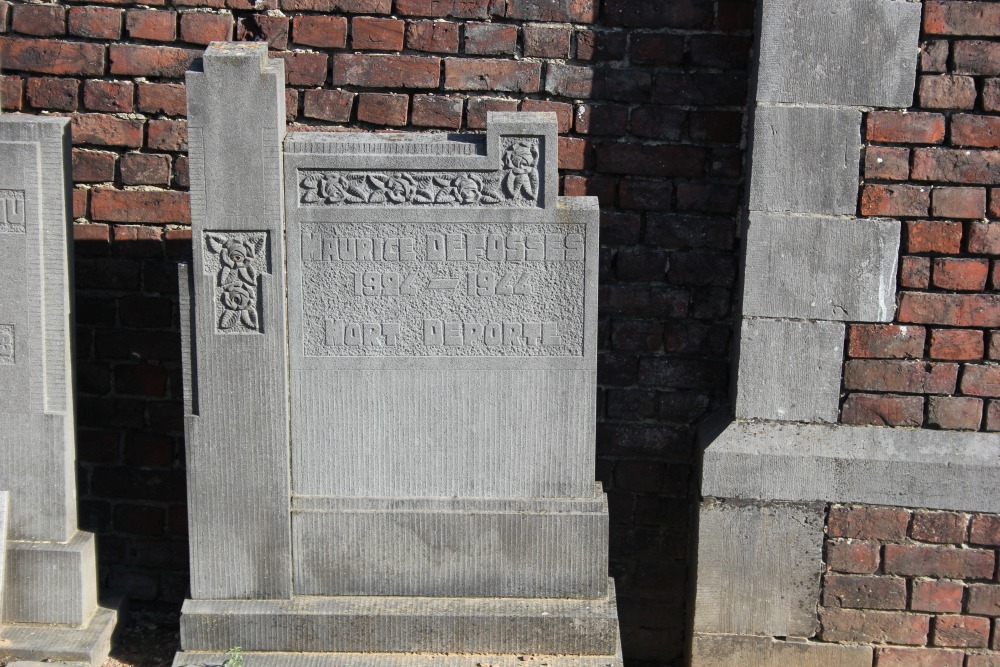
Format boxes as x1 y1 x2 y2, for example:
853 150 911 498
701 420 1000 512
0 601 120 667
691 634 872 667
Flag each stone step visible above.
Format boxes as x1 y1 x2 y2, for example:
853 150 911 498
0 602 119 667
180 580 620 656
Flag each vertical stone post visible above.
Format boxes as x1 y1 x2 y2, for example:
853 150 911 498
181 43 291 599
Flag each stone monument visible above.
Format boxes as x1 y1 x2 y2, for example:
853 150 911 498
173 42 620 666
0 114 118 664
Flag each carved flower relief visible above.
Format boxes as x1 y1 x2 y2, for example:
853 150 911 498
502 140 539 200
300 172 366 205
206 233 265 332
369 173 417 204
219 282 258 330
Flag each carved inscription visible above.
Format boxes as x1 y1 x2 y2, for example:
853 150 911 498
0 325 13 364
203 232 269 334
299 138 541 208
300 223 586 357
0 191 25 233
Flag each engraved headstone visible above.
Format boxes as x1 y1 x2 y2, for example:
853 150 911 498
174 43 620 666
0 115 117 665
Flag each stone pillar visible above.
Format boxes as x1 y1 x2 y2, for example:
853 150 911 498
0 115 117 665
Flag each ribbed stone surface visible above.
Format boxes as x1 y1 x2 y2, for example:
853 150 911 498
691 634 872 667
0 604 118 667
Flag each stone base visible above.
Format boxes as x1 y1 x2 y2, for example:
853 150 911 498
3 531 99 625
691 634 871 666
176 580 620 658
0 600 121 667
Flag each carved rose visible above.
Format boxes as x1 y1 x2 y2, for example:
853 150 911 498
220 238 253 269
219 283 258 330
369 173 417 204
454 174 483 204
318 173 351 203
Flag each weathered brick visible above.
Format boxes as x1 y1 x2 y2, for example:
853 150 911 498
884 544 995 579
929 328 984 360
843 359 958 394
444 58 541 93
302 89 353 123
545 63 593 98
332 53 440 89
969 221 1000 254
120 153 170 186
919 75 977 109
899 293 1000 327
146 119 187 151
72 149 116 183
961 363 1000 397
819 609 929 645
83 80 133 113
867 111 945 144
953 114 1000 149
519 100 572 133
911 510 969 543
507 0 596 23
823 574 906 610
913 147 1000 184
618 178 673 211
271 51 328 86
125 9 176 42
905 220 963 253
136 82 186 117
603 0 711 28
968 654 1000 667
841 393 924 427
954 40 1000 76
826 539 879 574
876 647 963 667
861 184 930 217
933 614 990 648
109 44 198 78
574 104 628 136
72 190 87 219
932 257 989 291
911 579 964 614
26 76 78 111
523 24 570 58
921 40 949 73
464 22 516 55
828 506 910 541
991 332 1000 360
91 188 190 224
0 37 105 77
577 29 627 61
970 514 1000 546
932 186 986 219
865 146 910 181
352 16 404 51
925 1 1000 36
179 12 233 45
630 106 684 141
356 92 408 127
396 0 491 19
465 96 517 129
848 324 926 359
988 400 1000 430
13 4 65 36
900 256 931 289
246 14 289 49
967 584 1000 616
405 20 458 53
293 15 347 48
986 78 1000 112
72 113 144 148
596 143 705 178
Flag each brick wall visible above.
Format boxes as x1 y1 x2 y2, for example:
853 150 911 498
0 0 754 663
844 0 1000 431
821 505 1000 665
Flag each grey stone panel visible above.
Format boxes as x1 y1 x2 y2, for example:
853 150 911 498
291 493 608 598
702 421 1000 512
691 634 872 667
179 581 620 655
173 647 623 667
734 318 844 422
2 531 98 626
183 43 292 599
748 106 862 216
756 0 921 107
742 214 900 322
693 500 824 637
0 117 76 544
0 603 118 667
0 491 7 607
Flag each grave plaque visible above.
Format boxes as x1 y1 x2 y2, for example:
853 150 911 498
175 43 621 666
0 115 117 665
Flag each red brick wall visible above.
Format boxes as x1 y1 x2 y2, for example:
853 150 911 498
821 505 1000 665
844 1 1000 431
0 0 754 662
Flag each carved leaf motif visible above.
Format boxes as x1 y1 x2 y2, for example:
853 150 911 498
413 190 435 204
241 309 258 329
239 266 257 284
206 235 226 253
219 310 239 330
220 267 238 288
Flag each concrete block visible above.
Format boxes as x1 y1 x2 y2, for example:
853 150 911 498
184 42 292 600
0 603 118 667
292 492 607 599
742 214 899 322
693 500 824 638
702 421 1000 513
180 581 621 655
734 318 844 422
691 634 872 667
3 531 98 626
757 0 921 107
748 106 862 216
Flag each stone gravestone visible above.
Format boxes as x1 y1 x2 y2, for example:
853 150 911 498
0 115 118 665
173 42 621 666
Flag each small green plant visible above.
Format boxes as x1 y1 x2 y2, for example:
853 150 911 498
223 646 244 667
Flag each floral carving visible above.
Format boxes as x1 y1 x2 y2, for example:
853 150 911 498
299 138 541 207
205 232 267 333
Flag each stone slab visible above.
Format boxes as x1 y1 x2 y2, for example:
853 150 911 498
2 531 98 626
742 214 899 322
0 490 7 607
292 492 607 598
692 500 824 637
756 0 921 107
0 602 118 667
702 420 1000 512
179 580 620 655
734 318 844 422
748 106 862 216
691 634 872 667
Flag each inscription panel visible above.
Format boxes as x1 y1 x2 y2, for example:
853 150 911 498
300 222 586 357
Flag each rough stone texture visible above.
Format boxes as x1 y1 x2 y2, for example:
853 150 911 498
756 0 921 107
702 421 1000 512
691 634 873 667
748 106 862 215
179 582 620 655
0 491 6 606
182 43 292 600
734 318 845 422
742 213 899 322
0 605 117 666
3 532 97 626
693 500 825 637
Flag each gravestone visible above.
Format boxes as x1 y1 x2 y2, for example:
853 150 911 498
0 115 117 665
0 491 7 603
173 42 621 666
